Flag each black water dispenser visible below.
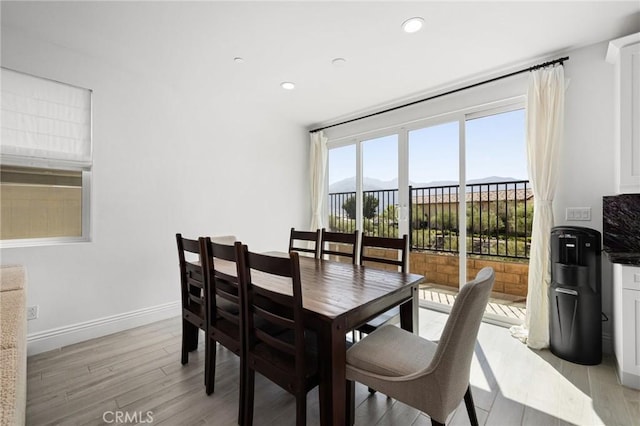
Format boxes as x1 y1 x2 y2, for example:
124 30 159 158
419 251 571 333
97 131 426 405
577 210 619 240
549 226 602 365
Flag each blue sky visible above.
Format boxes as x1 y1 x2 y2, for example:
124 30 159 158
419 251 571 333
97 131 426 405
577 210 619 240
329 108 527 185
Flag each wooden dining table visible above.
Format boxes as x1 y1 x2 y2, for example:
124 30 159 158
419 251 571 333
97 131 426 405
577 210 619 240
275 256 424 425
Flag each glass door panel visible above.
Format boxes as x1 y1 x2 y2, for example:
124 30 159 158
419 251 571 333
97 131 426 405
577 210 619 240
361 135 398 237
465 108 528 323
408 121 461 306
328 145 357 233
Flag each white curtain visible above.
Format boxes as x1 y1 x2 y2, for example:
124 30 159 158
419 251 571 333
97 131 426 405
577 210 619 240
309 131 328 230
1 68 92 166
510 65 565 349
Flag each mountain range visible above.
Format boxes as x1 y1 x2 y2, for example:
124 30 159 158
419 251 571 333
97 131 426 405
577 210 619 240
328 176 525 193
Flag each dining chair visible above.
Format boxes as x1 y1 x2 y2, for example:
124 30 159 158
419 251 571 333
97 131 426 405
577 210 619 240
200 237 245 424
357 234 409 336
237 247 319 426
176 233 207 368
288 227 321 258
320 228 359 264
345 267 495 426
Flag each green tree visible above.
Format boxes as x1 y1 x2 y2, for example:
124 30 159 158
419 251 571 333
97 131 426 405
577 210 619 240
382 205 398 222
342 195 379 219
411 204 429 229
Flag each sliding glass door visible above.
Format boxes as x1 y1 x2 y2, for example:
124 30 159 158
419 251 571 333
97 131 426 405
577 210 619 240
327 101 529 322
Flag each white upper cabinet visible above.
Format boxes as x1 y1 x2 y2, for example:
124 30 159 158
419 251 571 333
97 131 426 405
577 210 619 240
607 33 640 194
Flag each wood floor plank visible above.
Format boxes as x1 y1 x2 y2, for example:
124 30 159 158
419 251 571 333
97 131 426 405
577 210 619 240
374 400 421 425
412 413 432 425
118 365 205 418
47 397 119 426
625 400 640 425
484 392 525 426
115 357 206 409
448 400 489 426
27 365 112 405
589 376 636 426
353 392 395 426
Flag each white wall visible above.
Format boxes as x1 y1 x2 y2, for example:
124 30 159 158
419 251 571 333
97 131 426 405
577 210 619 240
1 20 309 354
556 41 616 231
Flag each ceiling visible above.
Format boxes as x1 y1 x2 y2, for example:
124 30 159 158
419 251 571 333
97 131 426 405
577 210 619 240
2 1 639 129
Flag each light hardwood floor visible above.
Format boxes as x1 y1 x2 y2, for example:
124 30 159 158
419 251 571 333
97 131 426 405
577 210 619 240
26 309 639 425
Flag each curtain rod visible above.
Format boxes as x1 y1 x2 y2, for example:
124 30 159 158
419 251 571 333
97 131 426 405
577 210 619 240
309 56 569 133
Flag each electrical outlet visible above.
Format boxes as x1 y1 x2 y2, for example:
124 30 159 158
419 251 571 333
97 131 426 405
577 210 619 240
566 207 591 221
26 305 39 320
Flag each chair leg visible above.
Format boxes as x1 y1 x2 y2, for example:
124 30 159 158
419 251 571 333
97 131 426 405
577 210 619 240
181 320 197 364
183 321 199 353
431 419 445 426
464 385 479 426
181 329 188 365
188 327 200 351
205 338 216 395
346 380 355 426
238 352 245 425
295 393 307 426
242 368 255 426
368 386 376 394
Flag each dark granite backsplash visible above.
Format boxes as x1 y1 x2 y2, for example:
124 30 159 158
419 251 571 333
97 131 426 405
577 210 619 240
603 193 640 253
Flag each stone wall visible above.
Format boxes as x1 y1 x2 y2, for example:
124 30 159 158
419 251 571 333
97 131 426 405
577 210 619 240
409 251 529 297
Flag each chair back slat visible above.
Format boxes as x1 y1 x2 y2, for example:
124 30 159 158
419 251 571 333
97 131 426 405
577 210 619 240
254 302 296 330
255 329 297 357
217 311 239 327
289 228 321 258
360 234 408 273
320 228 359 264
180 236 201 254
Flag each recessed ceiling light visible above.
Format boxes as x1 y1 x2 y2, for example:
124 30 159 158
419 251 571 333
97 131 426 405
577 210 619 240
281 82 295 90
233 57 244 63
402 17 424 33
332 58 347 67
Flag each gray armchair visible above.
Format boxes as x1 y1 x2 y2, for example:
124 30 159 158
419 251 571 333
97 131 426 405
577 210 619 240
345 267 495 426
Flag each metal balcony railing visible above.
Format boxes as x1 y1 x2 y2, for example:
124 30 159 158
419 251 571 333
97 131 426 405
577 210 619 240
328 180 532 259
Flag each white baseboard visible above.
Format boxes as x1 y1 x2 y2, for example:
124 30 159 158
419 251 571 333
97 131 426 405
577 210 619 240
619 369 640 390
27 301 181 356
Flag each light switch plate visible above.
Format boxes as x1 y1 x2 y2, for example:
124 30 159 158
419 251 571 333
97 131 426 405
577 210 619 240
566 207 591 221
